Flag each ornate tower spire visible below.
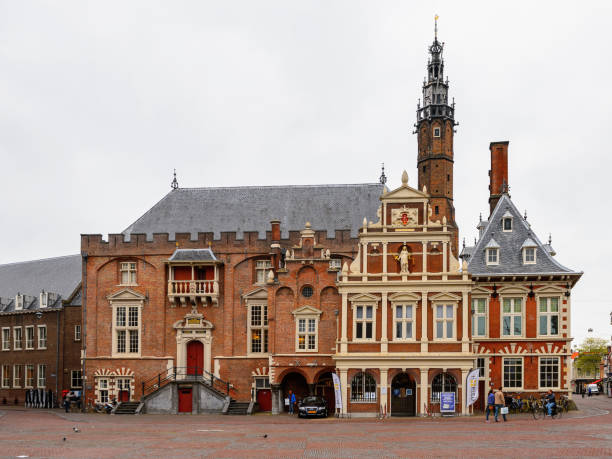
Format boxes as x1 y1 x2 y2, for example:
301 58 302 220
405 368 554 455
414 16 459 255
379 163 387 185
171 169 179 190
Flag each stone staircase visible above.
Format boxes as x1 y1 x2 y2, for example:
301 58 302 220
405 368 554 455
226 400 250 415
114 401 140 415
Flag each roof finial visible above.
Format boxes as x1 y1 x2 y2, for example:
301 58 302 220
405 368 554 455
548 233 552 245
401 170 408 186
434 14 439 41
524 209 528 220
479 212 482 222
462 238 466 249
379 163 387 185
171 169 179 190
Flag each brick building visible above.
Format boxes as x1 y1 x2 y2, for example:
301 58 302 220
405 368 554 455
78 26 581 415
0 255 82 407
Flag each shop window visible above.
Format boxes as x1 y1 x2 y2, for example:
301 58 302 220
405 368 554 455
431 372 457 403
351 372 377 402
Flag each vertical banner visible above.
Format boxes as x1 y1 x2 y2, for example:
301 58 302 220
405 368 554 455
466 369 480 406
331 372 343 410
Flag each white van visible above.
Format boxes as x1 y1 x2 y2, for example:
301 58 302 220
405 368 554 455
587 383 599 394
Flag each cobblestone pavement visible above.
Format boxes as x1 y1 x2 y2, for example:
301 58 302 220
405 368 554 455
1 396 611 458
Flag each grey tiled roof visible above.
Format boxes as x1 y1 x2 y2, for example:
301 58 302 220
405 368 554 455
0 255 82 313
467 194 580 276
123 184 386 240
168 249 217 262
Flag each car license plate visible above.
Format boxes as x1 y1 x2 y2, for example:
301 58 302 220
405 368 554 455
308 410 316 414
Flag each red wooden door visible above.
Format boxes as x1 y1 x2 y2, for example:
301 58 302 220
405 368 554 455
257 389 272 411
187 340 204 376
324 386 335 414
119 390 129 402
178 388 192 413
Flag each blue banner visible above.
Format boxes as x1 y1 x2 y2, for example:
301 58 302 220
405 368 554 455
440 392 455 413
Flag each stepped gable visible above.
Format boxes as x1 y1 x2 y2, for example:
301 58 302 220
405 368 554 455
122 183 385 240
466 194 580 276
0 254 81 312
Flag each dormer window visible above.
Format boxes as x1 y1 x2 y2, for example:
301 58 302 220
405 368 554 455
15 294 23 311
503 218 512 231
40 292 48 308
486 248 499 265
521 238 537 264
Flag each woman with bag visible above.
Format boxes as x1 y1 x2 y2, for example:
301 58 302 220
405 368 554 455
494 387 507 422
485 389 495 423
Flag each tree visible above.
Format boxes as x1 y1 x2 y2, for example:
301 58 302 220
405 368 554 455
574 337 608 376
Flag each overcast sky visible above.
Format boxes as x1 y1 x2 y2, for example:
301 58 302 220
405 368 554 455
1 1 610 345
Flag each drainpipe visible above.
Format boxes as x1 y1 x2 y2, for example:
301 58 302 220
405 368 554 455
81 252 87 412
56 308 60 407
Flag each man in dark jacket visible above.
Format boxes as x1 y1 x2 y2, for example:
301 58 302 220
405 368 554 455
545 390 556 416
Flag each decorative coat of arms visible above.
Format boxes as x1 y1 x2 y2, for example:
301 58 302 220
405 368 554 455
391 206 418 227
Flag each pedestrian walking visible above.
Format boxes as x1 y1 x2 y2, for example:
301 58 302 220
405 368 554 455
494 387 507 422
588 386 592 397
288 390 296 415
485 389 495 423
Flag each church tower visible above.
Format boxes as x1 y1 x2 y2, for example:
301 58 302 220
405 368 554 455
415 18 459 254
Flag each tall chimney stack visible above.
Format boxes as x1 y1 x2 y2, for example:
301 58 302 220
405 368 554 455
488 141 509 216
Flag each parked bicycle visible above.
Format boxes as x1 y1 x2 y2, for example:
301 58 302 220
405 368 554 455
530 395 563 419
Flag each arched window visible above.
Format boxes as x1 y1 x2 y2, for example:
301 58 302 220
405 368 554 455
431 372 457 403
351 372 377 402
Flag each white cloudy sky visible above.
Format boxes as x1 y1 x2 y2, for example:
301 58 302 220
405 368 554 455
1 1 610 344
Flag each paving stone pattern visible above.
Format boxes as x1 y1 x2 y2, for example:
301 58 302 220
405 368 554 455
1 396 611 458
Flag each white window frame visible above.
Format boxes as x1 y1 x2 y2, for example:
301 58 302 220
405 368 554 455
1 327 9 351
112 304 142 357
433 303 457 341
97 378 109 403
1 365 10 388
502 217 512 232
296 316 318 352
539 356 560 390
37 325 47 349
15 294 23 310
247 302 269 355
471 297 488 338
500 296 524 337
538 296 560 337
523 247 536 264
40 291 48 308
433 127 441 137
486 248 499 265
255 260 272 285
119 261 137 285
13 364 22 388
391 303 416 342
13 326 22 350
37 364 46 388
71 370 83 389
74 324 82 341
24 364 34 388
502 357 523 390
351 303 377 342
25 326 35 350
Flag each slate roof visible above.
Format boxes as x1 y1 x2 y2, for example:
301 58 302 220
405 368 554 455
0 255 82 313
168 249 218 262
123 184 386 240
464 194 581 276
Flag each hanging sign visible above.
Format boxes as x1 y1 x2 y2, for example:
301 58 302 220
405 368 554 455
466 369 480 406
332 373 343 410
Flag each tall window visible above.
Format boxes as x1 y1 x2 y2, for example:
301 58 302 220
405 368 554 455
431 372 457 403
351 372 377 402
13 365 22 387
434 304 454 340
98 379 109 403
71 370 83 388
471 298 487 337
40 291 48 308
114 305 140 355
296 317 317 351
539 297 560 336
1 365 9 388
255 260 272 284
74 324 81 341
120 262 137 285
503 357 523 388
37 364 46 388
523 247 536 264
486 248 499 265
2 328 9 350
539 357 559 389
476 357 486 378
393 304 414 340
14 327 22 350
38 325 47 349
503 217 512 231
249 303 268 353
502 298 522 336
25 364 34 388
25 326 35 349
354 305 374 340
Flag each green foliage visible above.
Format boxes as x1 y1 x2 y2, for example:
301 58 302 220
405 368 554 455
575 337 608 374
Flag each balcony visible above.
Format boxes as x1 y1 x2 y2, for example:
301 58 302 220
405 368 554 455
166 249 221 306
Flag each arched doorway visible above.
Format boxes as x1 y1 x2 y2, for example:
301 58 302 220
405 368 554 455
314 372 335 415
186 340 204 376
391 372 416 416
281 372 308 413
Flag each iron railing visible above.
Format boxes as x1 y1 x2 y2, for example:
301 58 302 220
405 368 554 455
141 366 235 399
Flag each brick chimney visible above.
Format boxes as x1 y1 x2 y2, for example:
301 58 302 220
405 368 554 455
488 141 509 216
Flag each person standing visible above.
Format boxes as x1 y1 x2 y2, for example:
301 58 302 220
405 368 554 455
485 389 495 423
588 386 592 397
288 390 296 415
494 387 507 422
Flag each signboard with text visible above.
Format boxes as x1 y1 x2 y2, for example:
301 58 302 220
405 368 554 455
440 392 455 413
